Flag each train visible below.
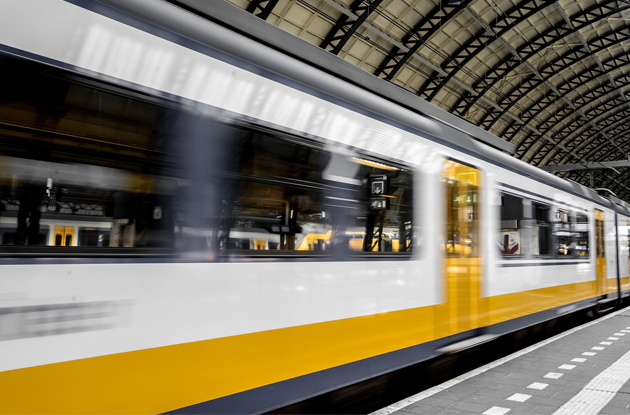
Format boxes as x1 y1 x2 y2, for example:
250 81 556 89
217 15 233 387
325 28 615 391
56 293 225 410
1 0 629 413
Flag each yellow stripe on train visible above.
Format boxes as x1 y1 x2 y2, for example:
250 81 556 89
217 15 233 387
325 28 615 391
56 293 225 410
0 281 599 414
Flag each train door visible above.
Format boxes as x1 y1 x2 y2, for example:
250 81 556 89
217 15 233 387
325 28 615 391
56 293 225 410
441 160 482 336
595 209 606 295
54 226 74 246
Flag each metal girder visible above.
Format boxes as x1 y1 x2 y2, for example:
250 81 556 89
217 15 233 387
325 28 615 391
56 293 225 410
520 103 629 165
479 42 630 134
246 0 280 20
374 0 472 81
511 45 630 162
320 0 384 54
597 174 630 200
417 0 553 102
535 91 630 165
540 160 630 172
497 51 630 144
519 75 630 163
539 81 630 165
516 103 626 163
581 123 630 169
481 25 630 167
449 0 630 119
600 169 630 199
587 124 630 162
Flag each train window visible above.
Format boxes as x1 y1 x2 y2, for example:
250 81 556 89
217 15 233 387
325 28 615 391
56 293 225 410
443 161 480 258
209 130 332 253
78 228 110 247
208 129 413 255
347 159 413 254
575 214 589 258
554 209 573 257
1 227 49 245
499 193 523 257
532 202 551 256
0 56 412 260
0 59 186 253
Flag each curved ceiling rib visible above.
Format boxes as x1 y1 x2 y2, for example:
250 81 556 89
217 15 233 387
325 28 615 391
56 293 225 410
480 24 630 147
515 68 630 165
540 79 630 165
520 103 627 165
483 48 630 140
417 0 554 102
246 0 280 20
448 0 629 119
553 105 630 163
373 0 471 80
584 122 630 162
515 72 630 164
320 0 384 54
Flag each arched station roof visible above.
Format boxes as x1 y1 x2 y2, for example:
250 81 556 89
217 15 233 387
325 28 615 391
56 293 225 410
185 0 630 200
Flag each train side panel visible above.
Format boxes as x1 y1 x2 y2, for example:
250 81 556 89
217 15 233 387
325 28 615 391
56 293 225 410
0 0 625 413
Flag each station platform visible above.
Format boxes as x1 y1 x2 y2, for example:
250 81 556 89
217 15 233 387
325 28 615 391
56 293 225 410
373 306 630 415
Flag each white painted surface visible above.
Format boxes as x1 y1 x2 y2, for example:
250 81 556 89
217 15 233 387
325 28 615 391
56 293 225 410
554 348 630 414
506 393 530 402
0 259 433 371
483 407 510 415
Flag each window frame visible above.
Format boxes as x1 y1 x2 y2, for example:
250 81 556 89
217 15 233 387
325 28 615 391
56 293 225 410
498 191 525 258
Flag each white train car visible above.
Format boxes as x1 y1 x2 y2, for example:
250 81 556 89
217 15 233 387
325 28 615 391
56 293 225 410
0 1 629 413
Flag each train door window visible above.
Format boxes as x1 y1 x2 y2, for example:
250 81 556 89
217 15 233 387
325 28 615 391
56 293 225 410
532 202 551 256
595 211 605 258
554 209 573 257
499 193 523 257
53 226 74 247
575 214 589 257
348 158 413 254
443 160 480 258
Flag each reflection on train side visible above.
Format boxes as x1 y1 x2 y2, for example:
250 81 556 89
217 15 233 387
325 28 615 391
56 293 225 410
498 192 591 259
0 62 413 256
0 299 131 341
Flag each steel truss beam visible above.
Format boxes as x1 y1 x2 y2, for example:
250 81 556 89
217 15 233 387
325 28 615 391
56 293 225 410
481 43 630 136
374 0 472 80
246 0 280 20
320 0 384 54
449 0 630 119
482 25 630 165
540 160 630 172
539 81 630 165
519 91 630 165
509 31 630 161
516 73 630 164
417 0 553 102
586 124 630 162
497 51 630 144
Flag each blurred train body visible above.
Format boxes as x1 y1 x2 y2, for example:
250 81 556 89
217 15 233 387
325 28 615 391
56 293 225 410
1 1 630 413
